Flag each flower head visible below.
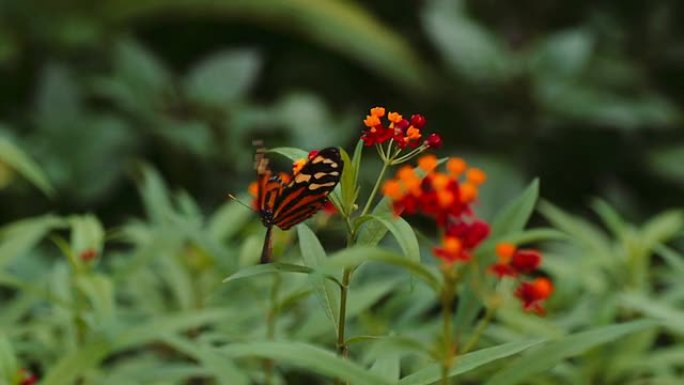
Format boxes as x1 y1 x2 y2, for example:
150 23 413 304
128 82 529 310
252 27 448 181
383 155 489 265
360 107 438 153
515 277 554 315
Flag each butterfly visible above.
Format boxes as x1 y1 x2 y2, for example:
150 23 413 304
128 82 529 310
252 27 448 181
253 144 343 263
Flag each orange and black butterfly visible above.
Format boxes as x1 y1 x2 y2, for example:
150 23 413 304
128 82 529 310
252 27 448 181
253 144 343 263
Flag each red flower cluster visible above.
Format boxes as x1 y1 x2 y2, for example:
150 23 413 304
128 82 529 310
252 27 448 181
362 107 442 149
383 155 489 264
19 369 38 385
490 243 553 314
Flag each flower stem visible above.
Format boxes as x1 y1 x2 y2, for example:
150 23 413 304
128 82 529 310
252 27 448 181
360 161 389 217
440 269 457 385
264 274 281 385
461 305 496 354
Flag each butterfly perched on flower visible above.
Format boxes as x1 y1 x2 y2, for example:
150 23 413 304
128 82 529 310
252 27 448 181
252 143 343 263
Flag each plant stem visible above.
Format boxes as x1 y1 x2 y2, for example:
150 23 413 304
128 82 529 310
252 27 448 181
334 267 353 385
461 305 495 354
440 269 456 385
360 161 389 217
264 274 281 385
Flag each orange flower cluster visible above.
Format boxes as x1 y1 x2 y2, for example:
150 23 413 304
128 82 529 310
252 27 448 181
362 107 442 149
382 155 489 263
491 243 553 314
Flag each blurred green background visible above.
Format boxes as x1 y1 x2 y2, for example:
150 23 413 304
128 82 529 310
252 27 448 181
1 0 683 225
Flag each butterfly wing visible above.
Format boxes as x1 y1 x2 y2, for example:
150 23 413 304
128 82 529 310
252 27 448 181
271 147 343 230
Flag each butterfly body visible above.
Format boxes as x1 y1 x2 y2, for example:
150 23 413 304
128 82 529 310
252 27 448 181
254 146 343 262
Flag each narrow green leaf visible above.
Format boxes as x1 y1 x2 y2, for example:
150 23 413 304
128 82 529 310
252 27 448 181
218 341 392 385
40 337 112 385
184 49 261 107
268 147 308 162
162 335 249 385
107 0 429 94
655 244 684 274
399 339 545 385
490 178 539 238
322 246 440 291
136 163 173 224
208 196 255 241
357 214 421 263
640 210 683 250
590 199 627 238
223 262 315 283
338 147 355 216
370 353 400 382
0 334 18 380
297 224 340 334
484 320 657 385
620 294 684 335
76 274 116 324
69 214 105 257
0 215 66 269
0 136 55 196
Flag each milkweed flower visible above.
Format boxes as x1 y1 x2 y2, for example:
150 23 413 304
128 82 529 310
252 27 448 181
382 154 490 264
361 107 443 162
490 242 553 314
515 277 554 315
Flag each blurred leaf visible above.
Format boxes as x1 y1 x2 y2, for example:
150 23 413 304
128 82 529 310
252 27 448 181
297 224 340 334
649 144 684 184
399 338 545 385
41 337 111 385
136 164 174 224
370 352 400 382
218 341 392 385
356 196 393 246
490 179 539 239
162 336 249 385
591 199 627 239
106 0 429 94
640 210 683 250
69 214 105 256
76 274 116 324
527 29 594 78
185 49 260 107
484 320 657 385
0 334 18 381
113 38 172 107
339 144 361 217
0 134 55 196
208 196 255 241
268 147 308 162
0 215 65 269
422 0 515 82
620 294 684 335
35 64 82 131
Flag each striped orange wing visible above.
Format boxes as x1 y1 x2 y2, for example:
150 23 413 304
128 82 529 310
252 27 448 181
271 147 343 230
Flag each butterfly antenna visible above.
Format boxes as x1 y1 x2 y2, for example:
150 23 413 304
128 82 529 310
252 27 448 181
227 193 257 213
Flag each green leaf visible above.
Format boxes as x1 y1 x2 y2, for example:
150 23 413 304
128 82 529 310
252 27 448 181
69 214 105 257
268 147 308 162
640 210 683 250
399 339 545 385
218 341 392 385
590 199 627 239
0 135 55 196
184 49 261 107
40 337 112 385
136 163 174 224
484 320 657 385
162 336 249 385
356 213 421 263
107 0 429 94
297 224 340 334
0 215 66 269
620 294 684 335
208 196 255 241
356 196 393 246
0 334 18 380
490 178 539 238
223 262 324 283
370 353 400 382
76 274 116 324
422 0 515 82
339 141 363 216
322 246 440 291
